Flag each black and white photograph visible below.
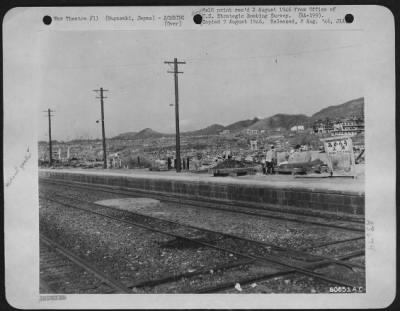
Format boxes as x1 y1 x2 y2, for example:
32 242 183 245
3 5 396 309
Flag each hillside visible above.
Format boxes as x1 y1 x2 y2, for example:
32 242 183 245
109 97 364 140
225 117 260 132
248 114 310 131
311 97 364 121
182 124 225 136
112 128 169 140
111 131 138 140
133 128 165 140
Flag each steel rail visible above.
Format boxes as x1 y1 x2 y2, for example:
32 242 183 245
197 250 365 293
299 236 365 251
41 196 363 289
40 178 364 232
42 192 365 270
195 270 297 293
195 252 368 294
126 259 255 289
332 250 366 261
41 234 132 293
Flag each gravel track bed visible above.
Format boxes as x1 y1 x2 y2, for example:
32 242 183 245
347 256 365 266
221 272 339 293
211 238 312 264
40 203 241 292
313 264 365 289
40 182 365 293
157 202 359 250
309 239 365 257
42 194 356 273
41 192 357 265
143 263 282 293
40 183 361 252
40 243 115 294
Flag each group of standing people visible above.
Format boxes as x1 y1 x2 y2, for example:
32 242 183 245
167 157 190 171
263 145 276 175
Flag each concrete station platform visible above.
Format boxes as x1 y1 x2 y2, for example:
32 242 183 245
39 168 365 216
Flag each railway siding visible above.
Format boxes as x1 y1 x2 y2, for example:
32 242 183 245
39 180 365 293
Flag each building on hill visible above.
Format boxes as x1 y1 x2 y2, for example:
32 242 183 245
313 117 364 137
331 117 364 137
313 119 334 134
290 125 305 132
244 129 259 135
219 129 230 135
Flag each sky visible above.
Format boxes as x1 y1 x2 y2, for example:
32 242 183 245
38 29 363 141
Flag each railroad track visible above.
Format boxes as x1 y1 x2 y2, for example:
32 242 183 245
40 191 365 293
40 177 364 233
40 178 365 256
40 234 133 294
42 191 364 267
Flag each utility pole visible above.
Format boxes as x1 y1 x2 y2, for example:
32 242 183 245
43 109 55 166
164 58 185 172
93 87 109 169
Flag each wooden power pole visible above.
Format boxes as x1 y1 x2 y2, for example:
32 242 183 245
43 109 55 166
93 87 109 169
164 58 185 172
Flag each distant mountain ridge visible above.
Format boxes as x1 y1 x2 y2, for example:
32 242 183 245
225 118 260 132
111 97 364 140
182 124 225 136
311 97 364 120
112 131 138 140
134 128 165 139
247 114 310 131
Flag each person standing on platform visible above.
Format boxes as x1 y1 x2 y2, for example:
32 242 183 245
187 157 190 170
167 157 171 170
262 158 266 174
266 146 276 174
182 157 186 170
